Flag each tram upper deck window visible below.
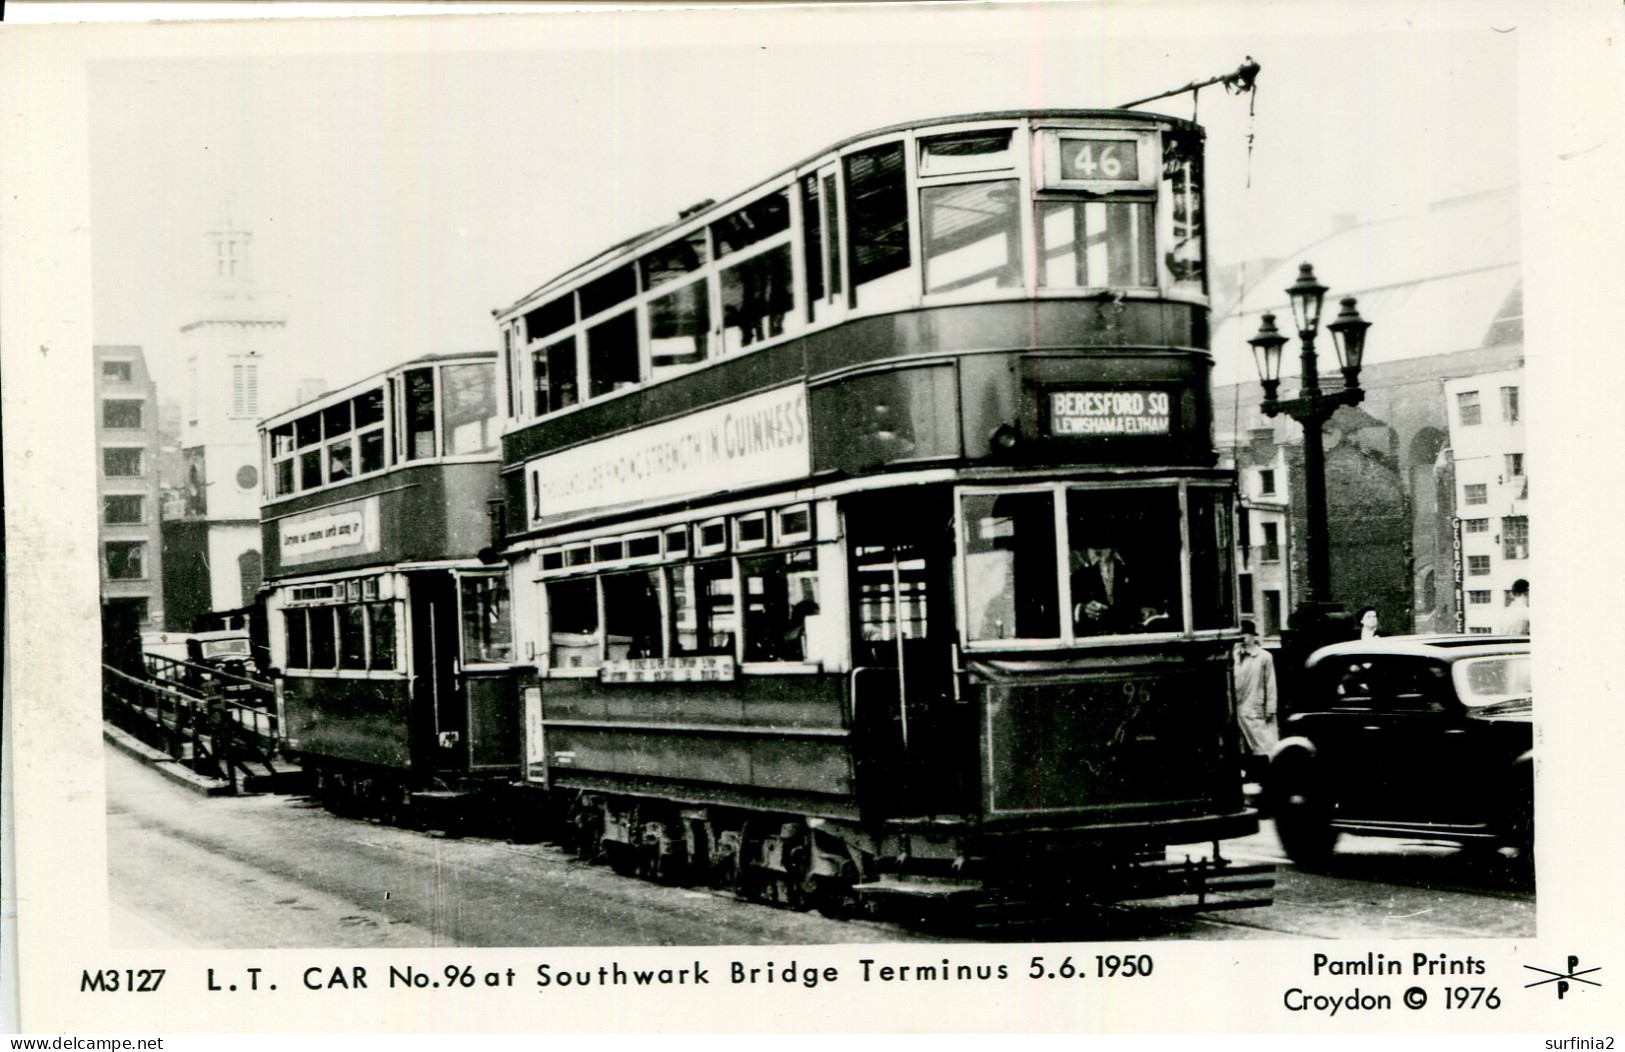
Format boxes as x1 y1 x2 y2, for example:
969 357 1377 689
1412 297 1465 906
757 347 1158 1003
579 264 637 320
442 362 498 455
921 180 1022 295
356 389 387 474
586 312 640 399
404 368 436 460
542 336 578 412
1038 200 1155 289
720 246 793 354
460 574 513 663
962 491 1060 642
1162 130 1206 294
918 130 1014 177
711 191 789 258
844 142 910 301
648 279 709 370
641 230 709 290
525 295 575 344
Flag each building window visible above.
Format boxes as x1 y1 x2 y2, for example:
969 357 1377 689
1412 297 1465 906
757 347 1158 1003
105 541 146 580
1464 483 1488 506
1505 453 1524 478
1468 590 1492 605
1238 572 1255 616
1457 390 1481 426
1420 569 1437 609
1500 386 1520 423
102 400 143 429
103 495 144 524
1260 522 1280 563
1502 516 1529 560
232 363 259 418
102 360 133 383
1258 469 1276 496
1463 518 1488 533
103 448 143 477
1468 555 1491 576
1261 590 1282 637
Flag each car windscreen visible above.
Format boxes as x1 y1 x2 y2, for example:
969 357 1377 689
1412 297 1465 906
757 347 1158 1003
1453 654 1531 708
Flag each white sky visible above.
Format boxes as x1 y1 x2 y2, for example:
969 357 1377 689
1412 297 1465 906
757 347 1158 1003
78 2 1522 406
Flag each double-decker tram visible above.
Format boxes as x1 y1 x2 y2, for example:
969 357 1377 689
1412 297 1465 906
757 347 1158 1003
258 352 522 819
495 109 1269 914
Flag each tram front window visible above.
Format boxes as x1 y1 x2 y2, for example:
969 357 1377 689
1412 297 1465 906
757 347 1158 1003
962 491 1060 642
460 574 513 663
960 483 1230 645
1067 487 1182 635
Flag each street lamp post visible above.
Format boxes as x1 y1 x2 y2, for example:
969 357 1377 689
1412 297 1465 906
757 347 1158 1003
1247 263 1371 644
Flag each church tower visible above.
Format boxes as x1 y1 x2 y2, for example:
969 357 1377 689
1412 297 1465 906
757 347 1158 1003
165 201 292 623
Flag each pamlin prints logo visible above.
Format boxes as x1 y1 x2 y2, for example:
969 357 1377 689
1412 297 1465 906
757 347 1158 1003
1524 955 1602 999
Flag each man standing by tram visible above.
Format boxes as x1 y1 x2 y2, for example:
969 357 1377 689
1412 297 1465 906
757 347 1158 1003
1233 619 1278 791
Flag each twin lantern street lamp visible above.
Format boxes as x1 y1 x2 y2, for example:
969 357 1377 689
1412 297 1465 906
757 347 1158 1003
1246 262 1372 620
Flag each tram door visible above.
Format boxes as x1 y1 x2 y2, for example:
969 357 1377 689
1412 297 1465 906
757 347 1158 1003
408 570 467 778
845 492 971 817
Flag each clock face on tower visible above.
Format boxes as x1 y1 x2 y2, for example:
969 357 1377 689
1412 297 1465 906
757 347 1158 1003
237 465 259 490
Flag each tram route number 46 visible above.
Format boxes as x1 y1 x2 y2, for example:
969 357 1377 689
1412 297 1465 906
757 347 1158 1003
1029 955 1154 980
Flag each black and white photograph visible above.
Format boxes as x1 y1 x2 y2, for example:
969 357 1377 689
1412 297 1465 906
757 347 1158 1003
3 0 1622 1037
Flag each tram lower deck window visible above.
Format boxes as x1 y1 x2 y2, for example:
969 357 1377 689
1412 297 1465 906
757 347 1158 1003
547 578 601 669
668 560 736 657
601 570 662 661
740 549 819 662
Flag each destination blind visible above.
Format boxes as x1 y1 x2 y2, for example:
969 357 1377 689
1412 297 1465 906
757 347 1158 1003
1048 389 1172 437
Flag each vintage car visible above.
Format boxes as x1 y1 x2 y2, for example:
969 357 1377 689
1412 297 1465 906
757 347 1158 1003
1268 635 1532 866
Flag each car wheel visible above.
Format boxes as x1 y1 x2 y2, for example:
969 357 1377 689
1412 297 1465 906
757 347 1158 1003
1270 760 1339 868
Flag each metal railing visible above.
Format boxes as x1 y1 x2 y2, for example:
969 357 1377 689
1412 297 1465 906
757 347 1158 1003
103 663 286 793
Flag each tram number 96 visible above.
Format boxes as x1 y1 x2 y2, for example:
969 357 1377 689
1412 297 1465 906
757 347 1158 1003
1028 955 1154 980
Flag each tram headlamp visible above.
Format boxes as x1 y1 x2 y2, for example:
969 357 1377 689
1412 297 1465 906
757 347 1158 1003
990 424 1020 453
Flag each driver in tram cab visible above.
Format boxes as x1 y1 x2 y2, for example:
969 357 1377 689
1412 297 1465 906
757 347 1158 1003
1071 544 1138 635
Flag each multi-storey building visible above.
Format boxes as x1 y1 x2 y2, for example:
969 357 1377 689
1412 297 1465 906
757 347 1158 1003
1445 367 1528 633
95 345 165 632
1223 430 1292 642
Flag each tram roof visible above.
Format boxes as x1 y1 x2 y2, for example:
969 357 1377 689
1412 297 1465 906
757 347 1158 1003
260 349 497 429
495 107 1201 318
